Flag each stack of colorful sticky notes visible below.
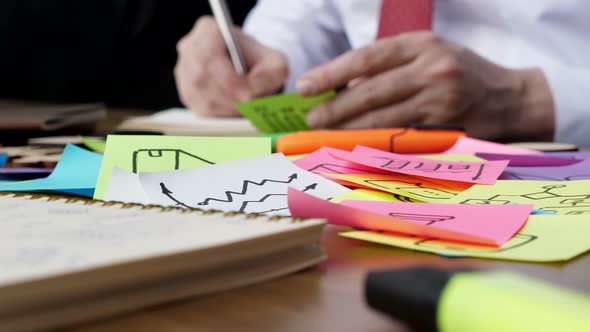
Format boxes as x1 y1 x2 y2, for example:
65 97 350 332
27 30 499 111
288 138 590 263
0 145 102 197
2 130 589 264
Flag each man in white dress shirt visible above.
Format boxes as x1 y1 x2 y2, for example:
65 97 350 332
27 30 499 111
174 0 590 145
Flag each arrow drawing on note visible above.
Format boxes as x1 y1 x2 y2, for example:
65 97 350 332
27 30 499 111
160 183 192 209
238 182 318 214
197 174 299 206
160 179 318 215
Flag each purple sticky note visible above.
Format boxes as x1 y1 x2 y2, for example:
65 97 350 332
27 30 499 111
544 152 590 160
477 152 581 167
0 167 53 180
501 158 590 181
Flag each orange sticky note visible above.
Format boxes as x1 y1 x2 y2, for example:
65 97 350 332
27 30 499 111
327 173 466 202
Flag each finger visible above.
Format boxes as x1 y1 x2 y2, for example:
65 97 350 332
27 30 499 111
239 33 289 96
306 64 423 128
175 60 238 117
296 32 436 96
191 84 240 117
208 56 254 102
177 17 227 63
335 94 423 129
247 53 289 97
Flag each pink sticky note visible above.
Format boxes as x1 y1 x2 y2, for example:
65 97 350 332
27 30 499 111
293 147 387 187
476 153 581 167
294 147 387 175
445 137 542 155
335 146 508 185
339 200 531 246
288 188 529 246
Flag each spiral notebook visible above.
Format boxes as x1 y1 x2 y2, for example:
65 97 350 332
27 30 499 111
0 193 325 332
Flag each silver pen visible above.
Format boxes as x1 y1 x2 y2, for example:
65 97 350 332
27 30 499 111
208 0 249 75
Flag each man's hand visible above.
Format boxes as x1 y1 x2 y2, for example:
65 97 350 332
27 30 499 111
296 32 555 141
175 16 288 117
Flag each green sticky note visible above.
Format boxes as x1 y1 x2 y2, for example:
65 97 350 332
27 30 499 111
237 91 336 133
81 136 107 154
94 135 271 199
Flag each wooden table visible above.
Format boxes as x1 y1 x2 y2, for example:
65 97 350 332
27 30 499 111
68 225 590 332
2 100 588 331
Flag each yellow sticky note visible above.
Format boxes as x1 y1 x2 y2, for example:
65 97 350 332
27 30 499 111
342 215 590 262
330 189 420 203
94 135 271 199
446 180 590 215
287 154 307 161
419 154 485 162
328 173 464 202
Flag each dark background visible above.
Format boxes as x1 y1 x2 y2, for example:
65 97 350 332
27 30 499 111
0 0 257 110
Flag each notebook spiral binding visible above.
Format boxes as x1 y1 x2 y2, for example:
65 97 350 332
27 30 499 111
0 192 306 223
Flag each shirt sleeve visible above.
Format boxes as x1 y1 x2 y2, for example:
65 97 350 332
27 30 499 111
542 66 590 146
243 0 351 91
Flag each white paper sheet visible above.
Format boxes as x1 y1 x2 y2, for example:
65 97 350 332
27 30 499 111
139 154 351 216
103 167 150 204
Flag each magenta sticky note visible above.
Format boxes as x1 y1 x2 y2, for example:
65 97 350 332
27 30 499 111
339 200 532 246
477 153 581 167
445 137 542 155
334 146 509 185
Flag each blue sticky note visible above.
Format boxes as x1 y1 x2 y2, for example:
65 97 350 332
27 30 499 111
0 153 7 168
0 145 102 197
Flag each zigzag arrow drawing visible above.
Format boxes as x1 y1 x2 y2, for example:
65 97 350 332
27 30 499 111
159 180 318 214
197 173 299 206
238 183 318 214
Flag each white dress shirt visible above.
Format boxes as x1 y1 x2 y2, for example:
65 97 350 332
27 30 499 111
244 0 590 145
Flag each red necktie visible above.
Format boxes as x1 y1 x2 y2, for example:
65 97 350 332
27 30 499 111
377 0 433 39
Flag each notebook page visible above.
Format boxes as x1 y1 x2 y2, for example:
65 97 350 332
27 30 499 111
0 194 323 287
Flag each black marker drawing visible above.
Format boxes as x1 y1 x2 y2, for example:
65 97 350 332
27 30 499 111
255 106 307 132
391 194 417 203
414 233 538 253
388 213 455 226
388 128 409 152
132 149 214 173
237 183 317 214
160 183 192 210
159 175 317 214
374 157 485 181
197 174 299 206
459 184 590 214
365 179 456 200
307 163 389 175
503 172 590 181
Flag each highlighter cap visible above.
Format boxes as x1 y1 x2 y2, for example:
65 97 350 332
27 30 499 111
365 267 457 332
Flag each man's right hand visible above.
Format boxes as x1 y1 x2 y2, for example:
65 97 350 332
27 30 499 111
174 16 288 117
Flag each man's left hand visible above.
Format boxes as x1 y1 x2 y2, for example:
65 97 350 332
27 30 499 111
296 32 554 141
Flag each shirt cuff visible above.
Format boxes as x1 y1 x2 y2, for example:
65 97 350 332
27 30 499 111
542 65 590 146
